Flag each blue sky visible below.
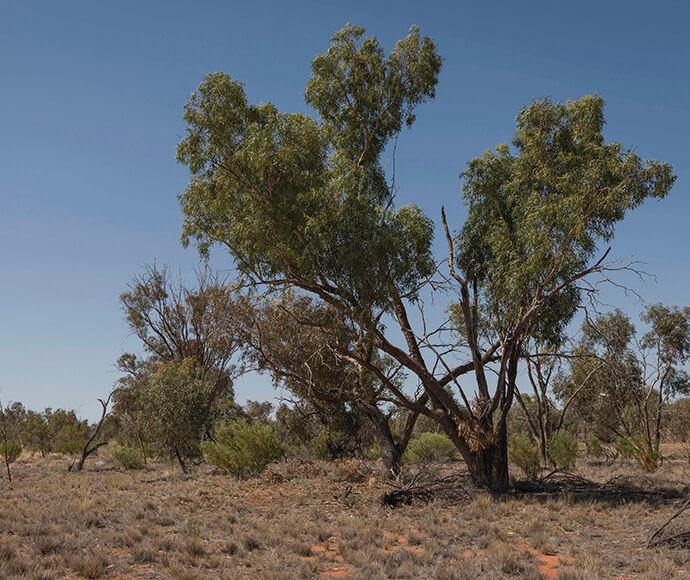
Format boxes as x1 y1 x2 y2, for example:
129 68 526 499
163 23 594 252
1 1 688 420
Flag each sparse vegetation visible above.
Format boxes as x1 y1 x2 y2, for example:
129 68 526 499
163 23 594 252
0 452 688 578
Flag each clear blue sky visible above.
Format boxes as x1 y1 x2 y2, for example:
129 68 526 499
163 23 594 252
1 1 688 420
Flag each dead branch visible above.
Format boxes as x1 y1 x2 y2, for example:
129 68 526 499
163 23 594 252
69 392 115 472
647 494 690 548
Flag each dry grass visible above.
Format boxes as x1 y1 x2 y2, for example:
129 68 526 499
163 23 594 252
0 451 688 578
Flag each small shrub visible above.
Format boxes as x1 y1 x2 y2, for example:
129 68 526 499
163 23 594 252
2 440 21 464
110 444 144 469
587 435 603 458
405 432 456 462
616 435 660 472
308 428 334 459
333 458 370 483
202 419 285 477
547 432 578 470
615 436 636 459
508 436 540 480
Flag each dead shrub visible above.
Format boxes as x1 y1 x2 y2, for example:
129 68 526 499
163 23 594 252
333 458 370 483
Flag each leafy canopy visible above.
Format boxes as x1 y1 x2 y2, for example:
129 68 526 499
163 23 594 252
457 96 675 342
177 24 441 312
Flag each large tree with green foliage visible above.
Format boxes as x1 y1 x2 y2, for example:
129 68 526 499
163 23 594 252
177 24 674 490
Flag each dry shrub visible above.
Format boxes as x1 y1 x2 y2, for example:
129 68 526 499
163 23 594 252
261 465 288 484
333 458 370 483
289 459 327 478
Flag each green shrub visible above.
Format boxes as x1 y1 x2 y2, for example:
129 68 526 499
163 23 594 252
2 440 21 463
616 435 660 472
587 435 603 458
615 436 636 458
110 444 144 470
508 435 540 480
202 419 285 477
54 439 86 455
405 432 456 462
547 432 578 470
308 427 335 459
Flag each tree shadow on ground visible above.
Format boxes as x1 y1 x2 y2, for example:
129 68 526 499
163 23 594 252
382 467 688 509
512 472 688 508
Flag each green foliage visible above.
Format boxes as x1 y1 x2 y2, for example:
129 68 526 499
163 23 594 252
177 25 440 311
616 435 660 472
174 22 675 491
615 436 636 458
508 436 540 480
547 432 578 470
2 440 21 464
405 432 456 462
308 427 337 459
555 305 689 449
110 444 144 470
202 419 285 477
36 409 91 455
587 435 603 458
457 97 675 342
138 359 215 468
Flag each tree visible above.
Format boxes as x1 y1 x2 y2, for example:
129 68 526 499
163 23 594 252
114 266 244 462
556 306 690 462
23 410 52 457
443 95 674 487
69 394 114 472
137 358 215 472
1 400 22 482
238 291 418 474
510 336 601 467
177 24 674 490
118 265 241 400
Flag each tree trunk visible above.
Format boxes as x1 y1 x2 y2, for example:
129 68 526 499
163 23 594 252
463 439 509 492
444 417 510 492
70 395 112 472
361 404 403 477
173 444 187 473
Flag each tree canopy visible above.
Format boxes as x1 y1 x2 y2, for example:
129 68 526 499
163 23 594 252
176 24 675 490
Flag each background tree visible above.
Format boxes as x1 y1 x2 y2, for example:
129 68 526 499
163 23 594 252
1 400 22 482
118 265 241 400
114 266 244 463
556 305 690 465
136 358 215 471
177 24 674 490
23 410 53 457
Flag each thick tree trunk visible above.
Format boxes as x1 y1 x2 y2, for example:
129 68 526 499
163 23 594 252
442 416 510 492
462 439 509 492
